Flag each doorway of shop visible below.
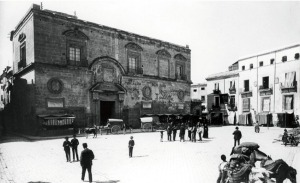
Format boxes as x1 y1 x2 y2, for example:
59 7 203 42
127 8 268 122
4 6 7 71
100 101 115 126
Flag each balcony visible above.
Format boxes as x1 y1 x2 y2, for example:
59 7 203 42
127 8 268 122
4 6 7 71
280 81 297 93
229 87 236 94
18 59 26 69
127 67 143 75
212 89 221 94
259 85 273 96
228 103 237 111
240 88 252 98
175 73 187 81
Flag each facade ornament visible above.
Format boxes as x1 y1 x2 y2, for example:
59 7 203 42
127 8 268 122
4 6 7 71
125 42 143 51
47 78 64 94
142 86 152 100
177 90 185 101
174 54 187 61
156 49 171 58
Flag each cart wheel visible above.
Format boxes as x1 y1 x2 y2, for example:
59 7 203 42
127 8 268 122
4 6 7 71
111 125 120 134
143 123 152 132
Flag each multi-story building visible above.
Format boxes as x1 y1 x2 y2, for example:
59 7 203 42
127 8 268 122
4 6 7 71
206 44 300 127
7 4 191 135
191 83 207 114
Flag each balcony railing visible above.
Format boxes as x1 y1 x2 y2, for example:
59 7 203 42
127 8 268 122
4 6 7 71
175 74 187 80
280 81 297 93
18 59 26 69
229 87 236 94
240 88 252 98
213 89 221 94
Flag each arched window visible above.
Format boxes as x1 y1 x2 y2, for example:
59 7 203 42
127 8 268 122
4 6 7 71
174 54 187 80
125 42 143 75
63 28 89 66
156 49 171 78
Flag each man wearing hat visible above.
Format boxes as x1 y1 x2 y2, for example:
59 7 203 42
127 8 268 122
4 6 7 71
128 136 135 158
232 127 242 146
71 134 79 161
80 143 94 183
63 136 72 162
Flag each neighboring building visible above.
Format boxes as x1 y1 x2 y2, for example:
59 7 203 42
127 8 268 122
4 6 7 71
206 44 300 127
0 66 13 110
191 83 207 114
7 4 191 135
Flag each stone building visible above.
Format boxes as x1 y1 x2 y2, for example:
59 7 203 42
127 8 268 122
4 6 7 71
206 44 300 127
8 4 191 135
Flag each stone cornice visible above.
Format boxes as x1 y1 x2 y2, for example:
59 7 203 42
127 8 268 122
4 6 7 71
11 4 191 54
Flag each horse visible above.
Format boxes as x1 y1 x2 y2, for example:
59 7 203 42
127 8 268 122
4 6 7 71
261 159 297 183
85 127 98 138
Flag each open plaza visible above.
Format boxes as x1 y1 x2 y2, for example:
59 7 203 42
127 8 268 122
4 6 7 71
0 126 299 183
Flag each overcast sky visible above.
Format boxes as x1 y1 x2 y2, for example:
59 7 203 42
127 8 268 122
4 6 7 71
0 1 300 84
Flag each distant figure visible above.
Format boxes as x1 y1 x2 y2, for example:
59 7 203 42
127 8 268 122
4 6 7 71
188 125 192 141
217 154 228 183
63 136 72 162
167 125 172 141
203 124 209 138
233 127 242 146
80 143 95 183
254 121 260 133
160 131 164 142
129 125 133 133
71 134 79 161
192 125 197 142
197 124 203 141
128 136 135 158
179 123 185 142
106 122 111 135
172 125 177 141
122 123 127 135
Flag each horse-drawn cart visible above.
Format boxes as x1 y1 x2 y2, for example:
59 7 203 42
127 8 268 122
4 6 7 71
104 119 124 134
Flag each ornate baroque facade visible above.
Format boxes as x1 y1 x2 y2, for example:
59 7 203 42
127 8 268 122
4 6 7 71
9 4 191 135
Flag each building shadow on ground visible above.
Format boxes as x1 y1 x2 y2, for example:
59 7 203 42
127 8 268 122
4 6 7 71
0 135 31 144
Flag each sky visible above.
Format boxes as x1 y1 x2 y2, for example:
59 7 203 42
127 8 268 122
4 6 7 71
0 0 300 84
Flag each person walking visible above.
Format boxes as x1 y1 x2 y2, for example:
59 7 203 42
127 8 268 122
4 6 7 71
167 125 172 141
172 124 177 141
188 125 192 141
217 154 228 183
254 122 260 133
233 127 242 146
128 136 135 158
80 143 95 183
63 136 72 162
71 134 79 162
179 123 185 142
197 124 203 141
192 125 197 142
203 124 209 138
122 123 126 135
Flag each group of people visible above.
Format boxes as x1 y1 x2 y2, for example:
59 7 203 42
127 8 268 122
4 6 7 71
161 122 209 142
63 135 95 183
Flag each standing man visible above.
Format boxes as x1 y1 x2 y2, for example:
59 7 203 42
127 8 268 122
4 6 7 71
179 123 185 142
172 124 177 141
128 136 135 158
233 127 242 146
63 136 72 162
80 143 95 183
71 134 79 162
167 125 172 141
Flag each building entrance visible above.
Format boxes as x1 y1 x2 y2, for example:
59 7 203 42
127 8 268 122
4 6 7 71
100 101 115 126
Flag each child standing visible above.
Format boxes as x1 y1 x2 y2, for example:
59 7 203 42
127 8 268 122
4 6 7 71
128 136 135 158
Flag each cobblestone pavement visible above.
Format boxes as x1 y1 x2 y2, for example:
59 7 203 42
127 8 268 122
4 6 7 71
0 126 299 183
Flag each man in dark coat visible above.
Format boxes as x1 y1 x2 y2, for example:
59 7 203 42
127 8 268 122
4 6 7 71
233 127 242 146
179 123 185 142
80 143 95 183
63 137 72 162
71 134 79 161
172 124 177 141
167 125 172 141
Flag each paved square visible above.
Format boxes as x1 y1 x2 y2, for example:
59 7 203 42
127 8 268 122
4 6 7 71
0 126 299 183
